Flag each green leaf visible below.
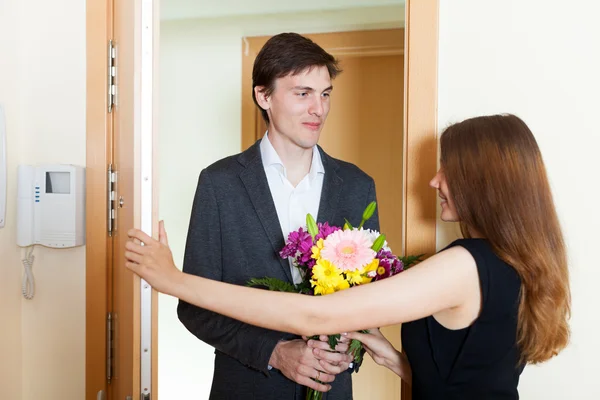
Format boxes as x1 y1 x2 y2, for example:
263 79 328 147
327 334 341 350
343 218 353 230
295 280 313 295
400 253 425 269
247 277 297 292
371 234 386 252
306 214 319 240
358 201 377 228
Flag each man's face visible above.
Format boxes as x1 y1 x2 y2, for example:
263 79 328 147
256 65 333 149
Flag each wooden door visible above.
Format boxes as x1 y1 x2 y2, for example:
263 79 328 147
86 0 148 399
85 0 112 398
244 29 405 400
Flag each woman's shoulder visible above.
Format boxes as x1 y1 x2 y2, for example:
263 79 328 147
443 238 504 268
443 238 522 314
443 238 489 252
443 238 518 275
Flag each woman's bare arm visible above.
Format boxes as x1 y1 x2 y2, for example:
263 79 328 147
126 224 479 337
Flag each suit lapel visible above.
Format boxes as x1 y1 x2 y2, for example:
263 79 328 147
238 142 294 283
316 147 343 224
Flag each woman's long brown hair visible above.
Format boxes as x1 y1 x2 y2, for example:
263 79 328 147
440 114 570 364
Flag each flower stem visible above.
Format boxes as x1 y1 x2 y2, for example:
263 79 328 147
306 388 323 400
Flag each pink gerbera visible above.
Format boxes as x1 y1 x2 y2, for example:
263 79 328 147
320 229 376 271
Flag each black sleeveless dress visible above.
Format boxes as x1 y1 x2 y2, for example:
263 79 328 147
401 239 526 399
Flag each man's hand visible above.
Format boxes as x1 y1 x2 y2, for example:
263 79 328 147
269 339 352 392
305 335 353 375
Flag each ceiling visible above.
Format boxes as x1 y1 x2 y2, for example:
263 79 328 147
161 0 405 20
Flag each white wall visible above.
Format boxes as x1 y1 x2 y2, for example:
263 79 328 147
0 1 87 399
437 0 600 398
158 5 404 399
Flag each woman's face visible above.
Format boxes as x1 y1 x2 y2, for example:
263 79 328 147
429 168 459 222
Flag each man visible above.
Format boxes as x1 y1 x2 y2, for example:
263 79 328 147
178 32 380 399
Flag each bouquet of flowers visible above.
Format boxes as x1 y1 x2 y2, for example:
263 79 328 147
248 202 422 400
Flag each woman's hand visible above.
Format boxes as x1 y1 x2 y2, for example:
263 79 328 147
125 221 183 295
346 329 411 384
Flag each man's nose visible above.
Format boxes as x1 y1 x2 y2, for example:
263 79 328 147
309 97 324 117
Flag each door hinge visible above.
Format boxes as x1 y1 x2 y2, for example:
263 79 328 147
108 40 116 113
108 164 117 236
106 312 114 384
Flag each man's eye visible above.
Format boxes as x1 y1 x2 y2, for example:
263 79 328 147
322 92 331 98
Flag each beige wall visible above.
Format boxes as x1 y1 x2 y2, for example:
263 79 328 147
159 6 404 398
0 4 23 399
437 0 600 398
0 0 86 399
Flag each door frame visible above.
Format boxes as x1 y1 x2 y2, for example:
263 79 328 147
400 2 439 399
86 0 437 399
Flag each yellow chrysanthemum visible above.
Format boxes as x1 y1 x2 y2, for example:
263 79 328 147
345 268 366 285
335 279 350 291
311 238 325 260
311 259 345 295
312 282 336 295
312 258 342 282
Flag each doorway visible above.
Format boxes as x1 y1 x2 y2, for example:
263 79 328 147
160 9 405 398
85 1 439 399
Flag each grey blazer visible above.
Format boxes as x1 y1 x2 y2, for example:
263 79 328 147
178 140 380 400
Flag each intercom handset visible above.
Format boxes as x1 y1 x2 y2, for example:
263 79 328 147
17 164 85 248
17 164 85 299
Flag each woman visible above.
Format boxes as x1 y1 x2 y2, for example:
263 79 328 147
125 114 571 399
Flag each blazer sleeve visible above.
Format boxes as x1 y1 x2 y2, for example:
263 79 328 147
177 169 293 374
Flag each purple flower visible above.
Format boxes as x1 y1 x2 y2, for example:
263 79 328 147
315 222 341 241
374 249 404 280
374 258 392 280
298 238 314 263
392 259 404 274
279 228 312 259
377 249 393 259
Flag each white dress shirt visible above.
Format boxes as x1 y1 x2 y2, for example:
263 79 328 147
260 132 325 284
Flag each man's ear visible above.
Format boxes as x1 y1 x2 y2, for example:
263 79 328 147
254 86 270 111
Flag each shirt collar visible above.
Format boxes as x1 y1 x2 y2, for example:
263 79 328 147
260 131 325 181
